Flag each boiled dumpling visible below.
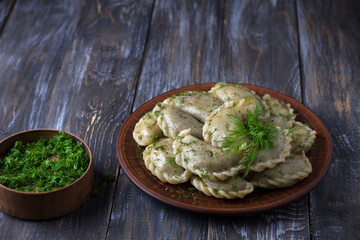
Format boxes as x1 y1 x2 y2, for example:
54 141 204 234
191 175 254 199
250 128 292 172
143 138 192 184
248 152 312 189
262 94 295 130
209 82 263 104
163 91 223 123
203 99 247 147
132 83 317 200
133 112 164 146
203 97 267 148
152 103 203 139
289 121 316 153
173 129 246 181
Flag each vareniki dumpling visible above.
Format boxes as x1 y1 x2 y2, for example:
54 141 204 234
133 112 164 146
209 82 262 104
262 94 296 130
173 129 247 181
191 175 254 199
143 138 192 184
249 152 312 189
250 128 292 172
289 121 316 153
152 103 203 139
163 91 223 123
132 83 317 199
203 99 246 147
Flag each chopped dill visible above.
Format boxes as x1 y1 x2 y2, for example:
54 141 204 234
101 172 116 181
297 144 306 152
166 157 178 168
0 131 89 192
153 111 160 118
142 112 152 120
222 105 278 178
91 183 105 196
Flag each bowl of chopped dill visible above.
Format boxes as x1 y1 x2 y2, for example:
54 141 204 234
0 129 93 220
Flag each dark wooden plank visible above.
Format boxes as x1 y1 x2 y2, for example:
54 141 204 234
297 0 360 238
107 0 224 239
209 0 310 239
132 0 225 109
0 0 154 239
220 0 301 99
0 0 14 31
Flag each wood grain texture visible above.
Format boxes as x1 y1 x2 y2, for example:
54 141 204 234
108 0 224 239
0 0 355 238
0 0 14 31
297 0 360 239
210 0 311 239
0 0 153 239
220 0 301 99
132 0 225 110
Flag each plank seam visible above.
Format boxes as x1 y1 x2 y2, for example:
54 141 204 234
294 1 313 239
104 0 156 238
0 0 17 36
104 166 121 240
130 0 157 113
218 0 227 83
294 0 305 104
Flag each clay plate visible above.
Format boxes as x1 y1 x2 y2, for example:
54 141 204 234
116 83 332 215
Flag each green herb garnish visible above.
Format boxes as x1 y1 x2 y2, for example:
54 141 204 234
222 105 278 178
166 157 178 168
0 131 89 192
91 183 105 196
101 172 116 181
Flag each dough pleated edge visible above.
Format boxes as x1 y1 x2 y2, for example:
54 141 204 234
190 175 254 199
291 121 317 153
250 128 292 172
133 112 163 146
143 143 192 184
251 152 313 189
203 99 245 147
173 129 246 181
262 94 296 130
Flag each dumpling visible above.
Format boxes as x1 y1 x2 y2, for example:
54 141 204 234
173 129 246 181
152 103 203 139
143 138 192 184
163 91 223 123
289 121 316 153
209 82 263 104
203 99 246 147
250 128 292 172
203 98 267 147
133 112 164 146
190 175 254 199
248 152 312 189
262 94 295 130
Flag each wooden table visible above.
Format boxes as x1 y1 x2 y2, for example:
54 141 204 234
0 0 358 239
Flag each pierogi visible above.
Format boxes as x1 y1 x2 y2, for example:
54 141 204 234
132 83 317 199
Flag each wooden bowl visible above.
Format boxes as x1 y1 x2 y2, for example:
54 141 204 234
0 129 94 220
116 83 332 215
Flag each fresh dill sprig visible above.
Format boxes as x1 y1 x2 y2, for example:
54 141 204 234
222 105 278 178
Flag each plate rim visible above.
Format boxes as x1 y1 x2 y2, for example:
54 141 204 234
116 82 332 215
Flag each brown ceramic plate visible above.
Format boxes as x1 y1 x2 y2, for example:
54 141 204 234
116 83 332 215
